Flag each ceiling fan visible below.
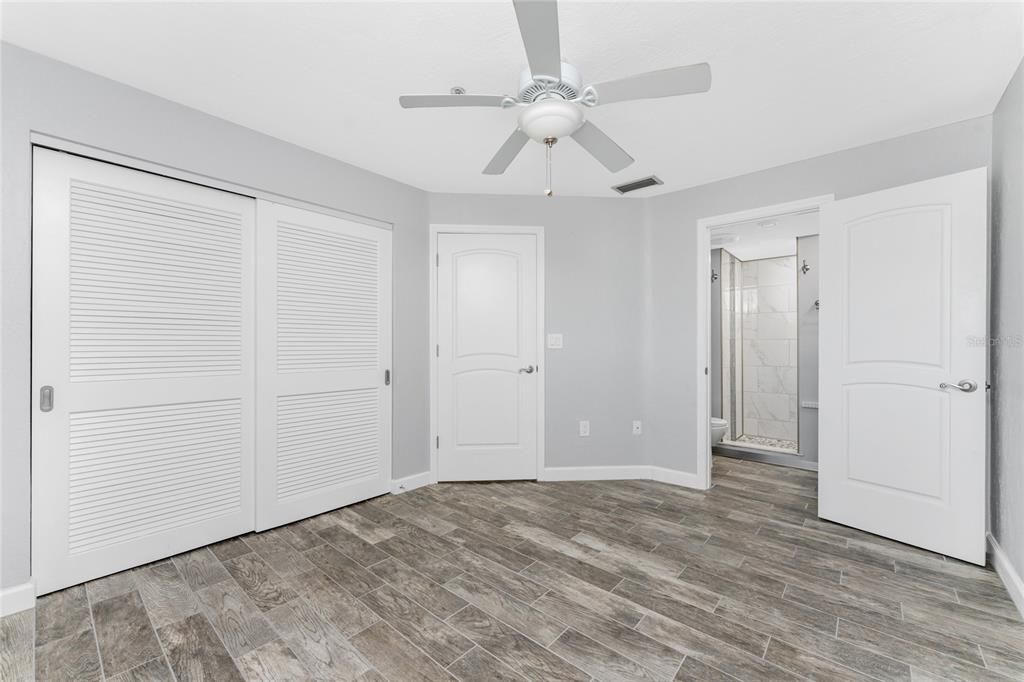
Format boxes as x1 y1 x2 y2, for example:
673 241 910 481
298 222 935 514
398 0 712 191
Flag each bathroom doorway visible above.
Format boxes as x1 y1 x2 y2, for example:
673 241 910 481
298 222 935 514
696 195 832 484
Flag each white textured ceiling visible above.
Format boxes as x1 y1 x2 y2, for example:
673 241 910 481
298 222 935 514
3 1 1022 198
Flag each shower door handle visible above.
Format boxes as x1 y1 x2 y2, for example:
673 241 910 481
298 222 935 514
939 380 978 393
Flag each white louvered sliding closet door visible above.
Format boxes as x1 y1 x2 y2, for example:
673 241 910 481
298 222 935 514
32 149 256 594
255 201 392 530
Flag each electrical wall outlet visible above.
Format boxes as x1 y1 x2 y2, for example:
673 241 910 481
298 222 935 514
632 420 642 435
578 420 590 437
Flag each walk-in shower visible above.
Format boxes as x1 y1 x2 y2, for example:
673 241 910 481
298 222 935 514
709 213 819 468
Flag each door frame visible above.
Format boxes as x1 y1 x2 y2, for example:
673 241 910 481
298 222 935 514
428 224 546 484
695 195 834 490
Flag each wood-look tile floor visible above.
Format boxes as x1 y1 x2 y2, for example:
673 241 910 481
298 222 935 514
3 457 1023 681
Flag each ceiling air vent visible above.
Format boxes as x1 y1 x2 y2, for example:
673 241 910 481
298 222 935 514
612 175 663 195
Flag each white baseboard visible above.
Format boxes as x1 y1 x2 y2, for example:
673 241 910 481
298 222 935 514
540 465 703 490
539 465 653 482
649 466 702 489
988 533 1024 620
0 581 35 616
390 470 432 495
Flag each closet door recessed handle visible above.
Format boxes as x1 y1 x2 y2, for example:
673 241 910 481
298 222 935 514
519 365 535 374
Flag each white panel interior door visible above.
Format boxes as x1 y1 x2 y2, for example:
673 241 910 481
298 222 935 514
32 148 256 594
437 233 539 481
256 201 391 530
819 168 987 564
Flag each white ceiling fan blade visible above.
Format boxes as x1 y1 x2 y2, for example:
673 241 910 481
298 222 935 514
590 63 711 106
513 0 562 81
399 94 509 109
571 121 634 172
483 129 530 175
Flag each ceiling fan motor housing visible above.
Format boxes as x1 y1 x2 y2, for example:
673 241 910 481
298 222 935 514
517 62 581 103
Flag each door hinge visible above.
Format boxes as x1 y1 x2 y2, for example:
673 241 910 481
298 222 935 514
704 367 709 376
436 435 439 449
384 369 391 386
436 344 440 357
436 253 439 266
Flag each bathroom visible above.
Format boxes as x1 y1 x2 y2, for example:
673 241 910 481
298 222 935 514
709 210 820 470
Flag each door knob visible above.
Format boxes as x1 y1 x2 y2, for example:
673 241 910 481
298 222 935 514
519 365 535 374
939 380 978 393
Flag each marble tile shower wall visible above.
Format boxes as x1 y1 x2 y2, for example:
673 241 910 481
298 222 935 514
741 256 799 442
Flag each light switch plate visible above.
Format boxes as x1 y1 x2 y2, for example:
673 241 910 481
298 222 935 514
578 420 590 437
547 333 564 349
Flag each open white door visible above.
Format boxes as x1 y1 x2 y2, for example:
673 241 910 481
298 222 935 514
255 202 391 530
32 148 256 593
819 168 987 564
436 232 540 481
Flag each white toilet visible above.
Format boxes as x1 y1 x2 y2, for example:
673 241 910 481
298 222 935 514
710 418 728 445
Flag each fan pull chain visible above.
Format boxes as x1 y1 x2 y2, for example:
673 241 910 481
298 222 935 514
544 137 557 197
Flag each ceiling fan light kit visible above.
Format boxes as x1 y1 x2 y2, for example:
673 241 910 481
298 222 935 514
398 0 712 195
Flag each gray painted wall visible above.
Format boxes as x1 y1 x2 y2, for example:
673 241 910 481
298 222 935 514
642 116 993 474
0 44 431 589
991 58 1024 586
428 193 648 470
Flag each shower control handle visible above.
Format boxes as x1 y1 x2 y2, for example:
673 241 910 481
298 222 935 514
939 379 978 393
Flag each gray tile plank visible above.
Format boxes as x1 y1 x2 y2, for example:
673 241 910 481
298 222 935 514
85 571 138 604
613 580 768 658
837 619 1010 682
157 612 245 682
222 553 299 612
549 628 662 682
286 569 380 637
521 561 645 627
514 539 622 590
349 621 456 682
304 545 384 597
444 548 547 604
764 637 879 682
91 590 163 676
447 605 590 682
714 598 912 682
446 528 535 572
133 561 201 628
674 656 740 681
444 573 566 646
376 536 464 583
448 646 524 681
234 640 308 682
193 580 276 657
172 548 232 591
329 508 396 544
533 591 684 680
636 611 802 682
35 629 103 682
371 557 467 619
265 598 371 681
108 657 176 682
316 524 391 567
359 583 473 667
0 610 34 682
209 537 253 561
35 585 91 646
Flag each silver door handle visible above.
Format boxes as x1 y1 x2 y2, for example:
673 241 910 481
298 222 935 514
519 365 535 374
940 380 978 393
